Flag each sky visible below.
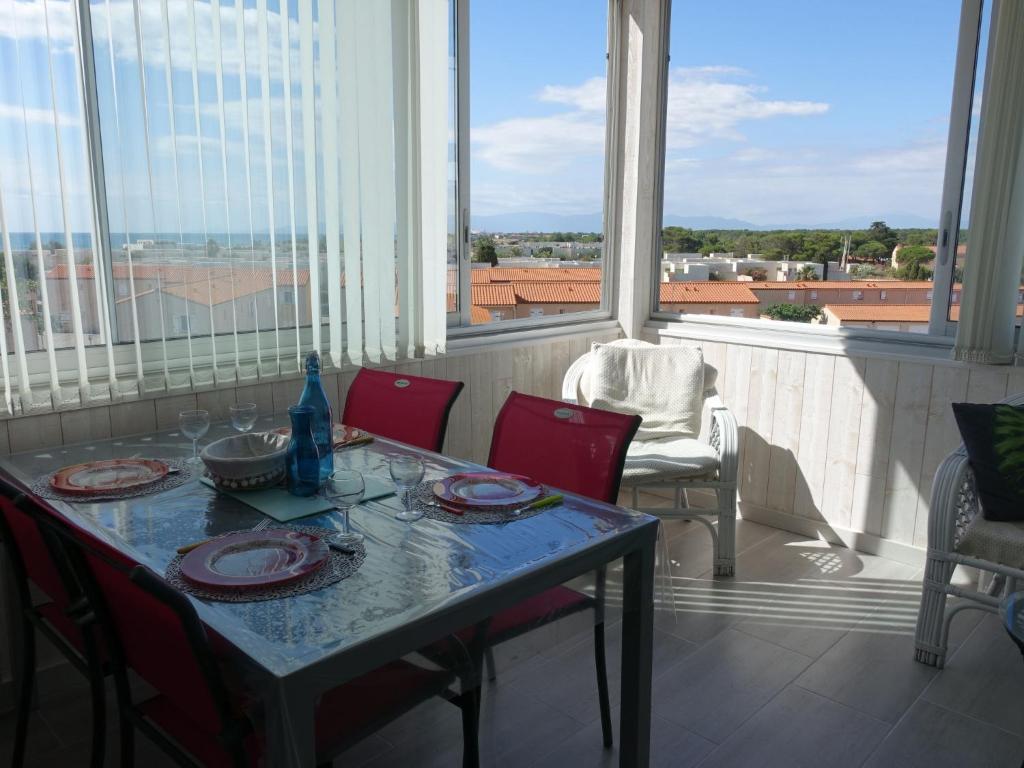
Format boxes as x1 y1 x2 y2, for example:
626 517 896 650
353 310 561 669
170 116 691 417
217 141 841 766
471 0 983 229
0 0 985 240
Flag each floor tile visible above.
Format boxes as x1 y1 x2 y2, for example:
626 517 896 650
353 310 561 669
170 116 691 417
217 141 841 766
923 614 1024 737
509 624 697 725
699 685 890 768
794 619 939 724
864 699 1024 768
528 707 714 768
651 628 813 743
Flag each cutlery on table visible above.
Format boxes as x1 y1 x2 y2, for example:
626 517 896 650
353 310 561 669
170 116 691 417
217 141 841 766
511 494 564 517
334 436 374 451
176 518 271 555
422 498 464 516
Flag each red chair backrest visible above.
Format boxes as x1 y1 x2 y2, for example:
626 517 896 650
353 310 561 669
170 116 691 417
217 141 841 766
342 367 464 452
69 535 231 735
488 391 642 504
0 494 72 608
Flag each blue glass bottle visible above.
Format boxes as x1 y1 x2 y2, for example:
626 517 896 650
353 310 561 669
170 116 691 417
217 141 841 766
286 406 321 497
298 351 333 482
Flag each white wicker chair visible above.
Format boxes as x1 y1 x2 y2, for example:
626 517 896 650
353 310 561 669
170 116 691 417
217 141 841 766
914 392 1024 667
561 341 740 576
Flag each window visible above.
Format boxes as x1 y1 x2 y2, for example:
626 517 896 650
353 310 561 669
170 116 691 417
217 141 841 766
451 0 610 329
655 0 986 339
0 0 448 413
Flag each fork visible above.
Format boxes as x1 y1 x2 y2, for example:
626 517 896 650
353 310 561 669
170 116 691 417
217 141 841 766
176 518 271 554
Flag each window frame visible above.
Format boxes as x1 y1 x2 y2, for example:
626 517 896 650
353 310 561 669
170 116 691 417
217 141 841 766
649 0 985 343
446 0 616 337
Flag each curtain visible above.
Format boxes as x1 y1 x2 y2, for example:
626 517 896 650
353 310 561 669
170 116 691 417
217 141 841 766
0 0 448 415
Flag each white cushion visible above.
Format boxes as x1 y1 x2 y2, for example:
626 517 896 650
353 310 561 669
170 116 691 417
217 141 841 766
957 516 1024 570
585 339 704 441
622 437 720 481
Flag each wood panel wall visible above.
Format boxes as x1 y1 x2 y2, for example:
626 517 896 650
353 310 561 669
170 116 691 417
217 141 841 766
0 328 622 467
653 331 1024 563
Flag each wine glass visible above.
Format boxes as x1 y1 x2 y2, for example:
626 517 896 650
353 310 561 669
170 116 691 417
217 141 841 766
179 409 210 465
324 469 365 546
229 402 258 433
389 455 425 522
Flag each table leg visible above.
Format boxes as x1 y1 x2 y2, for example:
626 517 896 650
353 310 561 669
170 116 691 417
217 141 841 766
264 679 317 768
619 536 656 768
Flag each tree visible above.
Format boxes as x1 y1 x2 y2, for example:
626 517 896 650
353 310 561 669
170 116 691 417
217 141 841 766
762 303 823 323
893 244 934 280
796 265 819 281
662 227 701 253
853 240 889 263
868 221 899 253
472 236 498 267
739 267 768 281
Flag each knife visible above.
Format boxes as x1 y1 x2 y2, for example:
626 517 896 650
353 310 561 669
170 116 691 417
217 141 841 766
512 494 564 517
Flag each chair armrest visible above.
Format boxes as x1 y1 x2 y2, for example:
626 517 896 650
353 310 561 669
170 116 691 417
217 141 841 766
706 403 739 484
561 353 591 405
928 445 978 554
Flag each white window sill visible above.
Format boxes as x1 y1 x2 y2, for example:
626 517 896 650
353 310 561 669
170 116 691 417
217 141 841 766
446 315 619 352
644 315 981 368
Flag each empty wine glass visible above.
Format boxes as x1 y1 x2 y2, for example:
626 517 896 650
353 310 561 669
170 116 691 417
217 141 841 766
324 469 365 546
389 455 425 522
179 409 210 465
229 402 258 433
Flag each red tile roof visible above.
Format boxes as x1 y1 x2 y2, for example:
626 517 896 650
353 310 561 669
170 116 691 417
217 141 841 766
470 305 493 324
823 304 932 322
470 283 517 307
510 282 602 303
473 267 602 283
659 282 760 304
754 280 933 290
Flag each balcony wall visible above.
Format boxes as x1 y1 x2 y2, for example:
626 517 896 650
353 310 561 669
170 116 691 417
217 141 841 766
647 325 1024 565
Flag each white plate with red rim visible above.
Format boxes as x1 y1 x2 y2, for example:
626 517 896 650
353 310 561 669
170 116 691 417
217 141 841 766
50 458 169 496
432 472 544 508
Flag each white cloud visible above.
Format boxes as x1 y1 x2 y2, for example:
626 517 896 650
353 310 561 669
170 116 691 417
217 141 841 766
538 77 606 112
472 112 605 173
473 66 827 175
664 66 828 149
0 102 80 127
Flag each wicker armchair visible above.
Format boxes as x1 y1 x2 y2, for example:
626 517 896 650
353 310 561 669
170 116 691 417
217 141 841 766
561 342 740 576
914 392 1024 667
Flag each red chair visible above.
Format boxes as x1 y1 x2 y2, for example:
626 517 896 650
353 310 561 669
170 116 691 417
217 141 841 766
467 392 641 748
37 515 482 768
342 367 464 452
0 481 108 768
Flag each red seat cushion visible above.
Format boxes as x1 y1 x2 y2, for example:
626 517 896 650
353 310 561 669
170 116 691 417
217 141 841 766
138 660 453 766
481 586 593 642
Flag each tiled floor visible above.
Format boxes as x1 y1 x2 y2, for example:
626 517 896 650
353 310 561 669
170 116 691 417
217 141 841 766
4 506 1024 767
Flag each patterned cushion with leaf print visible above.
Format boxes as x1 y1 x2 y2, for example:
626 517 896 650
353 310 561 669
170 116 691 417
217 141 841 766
952 402 1024 522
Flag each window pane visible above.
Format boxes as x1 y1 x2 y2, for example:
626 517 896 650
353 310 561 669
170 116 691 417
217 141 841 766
0 0 101 353
467 0 606 325
658 0 965 335
949 1 993 325
447 0 459 317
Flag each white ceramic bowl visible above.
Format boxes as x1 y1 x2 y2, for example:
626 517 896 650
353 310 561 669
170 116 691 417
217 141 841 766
200 432 290 491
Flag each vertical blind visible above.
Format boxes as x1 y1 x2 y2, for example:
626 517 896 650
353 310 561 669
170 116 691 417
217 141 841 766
0 0 449 415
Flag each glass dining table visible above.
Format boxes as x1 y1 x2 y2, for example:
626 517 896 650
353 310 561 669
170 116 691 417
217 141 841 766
0 416 659 767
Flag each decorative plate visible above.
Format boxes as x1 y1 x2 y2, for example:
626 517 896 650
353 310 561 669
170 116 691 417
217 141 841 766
432 472 543 508
179 529 329 589
273 424 363 448
50 459 169 496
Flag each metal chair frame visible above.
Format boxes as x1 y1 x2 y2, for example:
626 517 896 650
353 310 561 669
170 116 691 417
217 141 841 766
561 349 740 576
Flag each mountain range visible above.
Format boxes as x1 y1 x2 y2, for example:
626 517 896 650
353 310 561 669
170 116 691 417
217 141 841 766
472 211 939 233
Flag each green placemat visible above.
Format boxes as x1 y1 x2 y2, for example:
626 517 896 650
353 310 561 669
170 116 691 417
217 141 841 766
200 475 396 523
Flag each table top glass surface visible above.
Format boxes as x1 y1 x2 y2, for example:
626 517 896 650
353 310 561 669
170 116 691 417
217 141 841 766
0 416 657 679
